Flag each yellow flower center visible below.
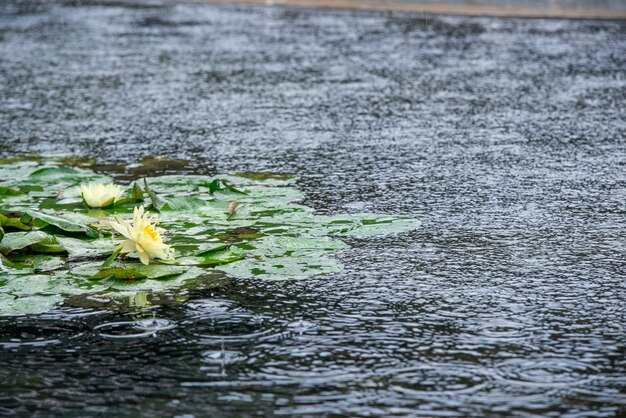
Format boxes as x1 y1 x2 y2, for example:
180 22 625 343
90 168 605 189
143 225 159 241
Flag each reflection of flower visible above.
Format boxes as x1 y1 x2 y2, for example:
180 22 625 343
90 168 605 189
79 183 123 208
109 206 174 265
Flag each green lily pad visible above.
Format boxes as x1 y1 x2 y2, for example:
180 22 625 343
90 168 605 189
1 254 66 274
176 246 246 267
55 236 117 260
235 172 295 183
161 196 207 212
0 293 64 317
131 182 144 200
0 186 22 196
20 210 99 238
0 231 62 255
28 166 82 179
0 213 32 231
318 214 423 237
70 263 188 281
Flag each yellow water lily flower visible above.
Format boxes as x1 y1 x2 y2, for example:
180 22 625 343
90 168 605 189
79 182 124 208
109 206 174 265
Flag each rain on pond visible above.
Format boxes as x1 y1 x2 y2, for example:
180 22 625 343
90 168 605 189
0 0 625 417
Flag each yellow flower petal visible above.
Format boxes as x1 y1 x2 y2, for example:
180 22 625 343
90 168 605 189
139 252 150 265
120 240 136 254
108 205 174 265
79 183 124 208
109 218 132 239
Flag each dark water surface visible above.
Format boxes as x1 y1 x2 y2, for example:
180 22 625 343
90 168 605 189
1 1 625 416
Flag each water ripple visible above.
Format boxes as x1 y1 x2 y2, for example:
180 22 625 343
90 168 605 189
493 358 598 388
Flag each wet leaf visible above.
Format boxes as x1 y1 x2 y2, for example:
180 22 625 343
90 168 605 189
194 247 245 266
234 173 297 187
215 227 263 243
0 253 18 269
0 293 63 316
20 210 99 238
143 178 167 212
0 213 32 231
0 231 61 255
73 263 188 280
161 196 206 212
2 254 66 273
131 182 144 200
55 236 116 259
28 166 81 179
0 186 22 196
206 178 247 195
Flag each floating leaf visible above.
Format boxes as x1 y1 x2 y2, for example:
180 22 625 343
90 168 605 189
1 254 66 273
0 186 22 196
207 179 221 194
140 180 205 212
143 178 167 212
319 214 422 237
94 267 148 280
0 231 62 255
221 180 247 194
206 178 247 195
161 196 206 212
29 240 66 254
214 227 263 243
196 243 231 255
217 236 347 280
218 254 342 280
54 236 116 260
0 213 31 231
0 253 18 269
131 182 144 200
201 249 245 266
72 263 188 281
235 172 295 182
0 293 63 316
20 210 99 238
28 166 81 179
192 245 246 266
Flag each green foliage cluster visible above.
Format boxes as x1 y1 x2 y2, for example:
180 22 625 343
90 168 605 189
0 156 420 315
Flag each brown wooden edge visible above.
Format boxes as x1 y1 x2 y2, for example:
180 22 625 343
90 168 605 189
185 0 626 19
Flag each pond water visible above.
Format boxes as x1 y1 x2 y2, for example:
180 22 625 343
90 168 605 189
0 1 625 416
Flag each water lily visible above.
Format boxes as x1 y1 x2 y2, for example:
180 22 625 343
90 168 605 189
79 182 123 208
108 206 174 265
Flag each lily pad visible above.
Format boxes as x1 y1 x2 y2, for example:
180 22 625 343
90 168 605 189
0 293 63 317
20 210 99 238
55 236 117 260
0 231 62 255
0 213 32 231
71 263 188 281
235 172 295 182
0 254 66 274
0 186 22 196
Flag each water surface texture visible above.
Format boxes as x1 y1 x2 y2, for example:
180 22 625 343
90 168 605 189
1 1 626 416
